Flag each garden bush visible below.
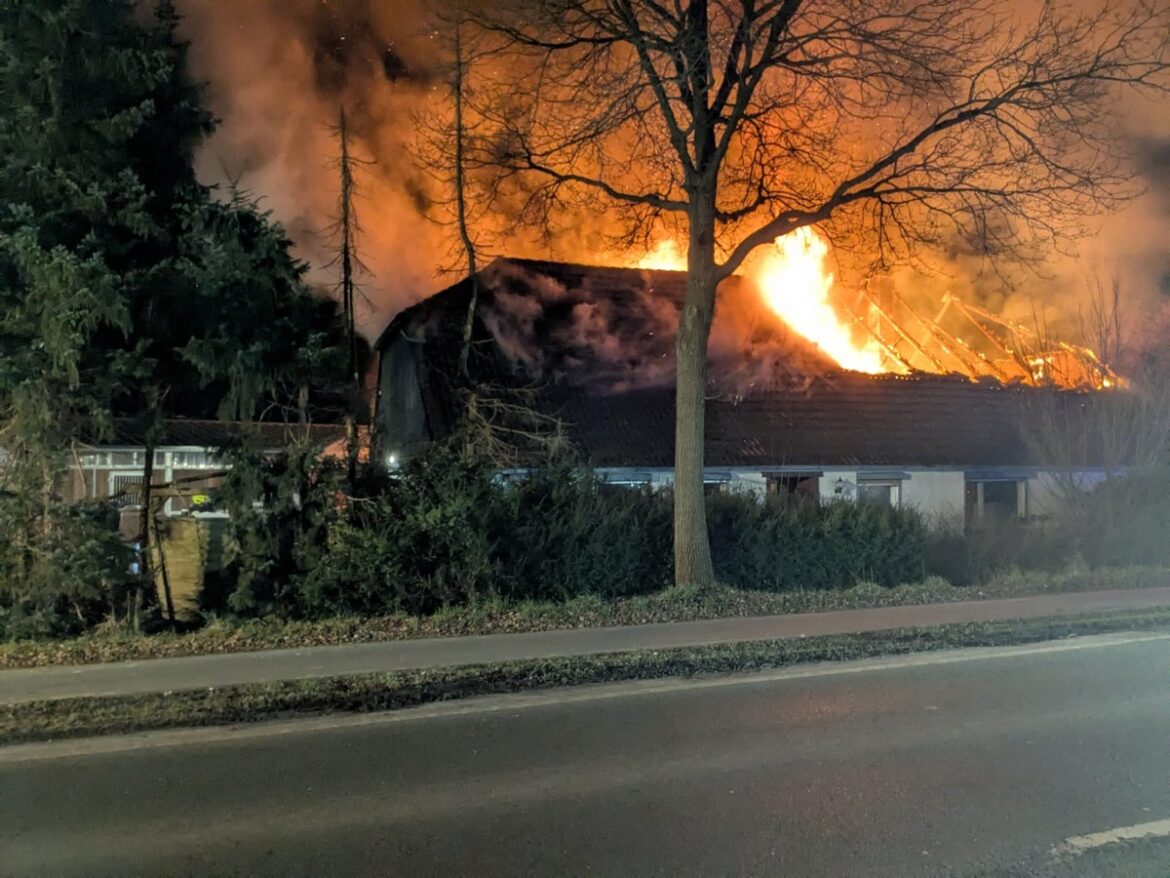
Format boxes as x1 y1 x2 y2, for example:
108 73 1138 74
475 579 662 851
1070 468 1170 568
708 491 927 590
924 515 1071 587
0 495 132 640
263 448 937 617
217 442 341 617
211 442 1170 622
291 449 672 617
293 444 501 617
493 466 672 601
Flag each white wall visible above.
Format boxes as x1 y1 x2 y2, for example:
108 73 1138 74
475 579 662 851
901 471 965 520
818 471 857 503
818 469 965 520
1026 471 1108 519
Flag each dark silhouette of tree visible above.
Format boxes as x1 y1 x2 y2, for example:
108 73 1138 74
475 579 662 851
0 0 348 630
326 106 373 487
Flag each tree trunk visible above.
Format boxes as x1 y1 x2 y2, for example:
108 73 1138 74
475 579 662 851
674 200 717 587
137 442 155 587
453 21 479 378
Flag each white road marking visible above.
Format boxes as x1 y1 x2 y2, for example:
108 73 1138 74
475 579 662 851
1055 817 1170 858
2 629 1168 764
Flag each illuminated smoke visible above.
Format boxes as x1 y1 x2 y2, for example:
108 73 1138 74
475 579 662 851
178 1 1169 351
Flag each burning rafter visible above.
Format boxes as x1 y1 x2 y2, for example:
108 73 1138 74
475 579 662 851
634 227 1123 390
851 287 1121 389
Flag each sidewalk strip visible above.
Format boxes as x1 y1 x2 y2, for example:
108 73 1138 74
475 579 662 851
4 586 1170 705
5 631 1170 763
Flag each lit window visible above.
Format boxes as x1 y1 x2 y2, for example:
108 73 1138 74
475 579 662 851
171 451 214 468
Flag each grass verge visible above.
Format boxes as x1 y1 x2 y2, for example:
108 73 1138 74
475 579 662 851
5 608 1169 746
2 566 1167 670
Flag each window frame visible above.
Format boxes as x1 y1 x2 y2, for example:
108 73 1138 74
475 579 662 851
857 478 901 507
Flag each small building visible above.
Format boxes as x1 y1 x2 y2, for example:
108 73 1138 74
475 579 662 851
374 258 1116 526
63 419 348 534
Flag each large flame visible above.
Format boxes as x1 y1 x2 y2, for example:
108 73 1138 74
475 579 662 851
755 228 886 374
636 239 686 271
636 228 886 374
633 229 1121 387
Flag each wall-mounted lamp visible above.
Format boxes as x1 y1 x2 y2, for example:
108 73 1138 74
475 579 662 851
834 477 846 496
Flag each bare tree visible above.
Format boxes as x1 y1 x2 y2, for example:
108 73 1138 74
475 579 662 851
414 5 504 376
452 19 481 376
1024 279 1170 565
461 0 1170 586
327 106 372 488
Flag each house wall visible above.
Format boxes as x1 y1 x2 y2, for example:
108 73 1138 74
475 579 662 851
1025 471 1109 519
376 335 429 461
902 471 966 521
818 471 857 504
468 460 1119 528
605 466 966 520
818 469 965 519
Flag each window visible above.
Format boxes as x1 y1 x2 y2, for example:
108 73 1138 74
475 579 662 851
766 474 820 505
703 473 733 495
858 480 900 507
600 472 652 495
108 473 143 507
110 451 143 467
967 480 1026 521
171 451 217 468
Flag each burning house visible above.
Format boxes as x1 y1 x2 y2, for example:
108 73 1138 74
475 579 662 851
374 238 1122 526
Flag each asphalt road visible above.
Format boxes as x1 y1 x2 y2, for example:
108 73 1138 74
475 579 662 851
4 631 1170 877
6 585 1170 705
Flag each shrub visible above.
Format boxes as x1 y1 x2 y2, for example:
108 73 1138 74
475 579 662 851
708 491 926 590
494 467 672 601
924 515 1071 586
0 496 132 640
216 442 342 617
285 455 935 616
1070 469 1170 568
294 444 500 617
292 450 672 617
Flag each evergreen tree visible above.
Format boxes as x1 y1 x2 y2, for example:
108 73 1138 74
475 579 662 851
0 0 347 637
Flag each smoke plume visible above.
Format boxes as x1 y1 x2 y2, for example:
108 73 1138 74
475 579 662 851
179 0 447 334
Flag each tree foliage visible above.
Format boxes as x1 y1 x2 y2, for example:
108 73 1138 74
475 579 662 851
215 440 343 618
0 0 347 637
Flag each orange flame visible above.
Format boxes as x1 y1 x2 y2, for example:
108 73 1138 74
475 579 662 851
636 229 887 374
635 239 686 271
755 228 886 374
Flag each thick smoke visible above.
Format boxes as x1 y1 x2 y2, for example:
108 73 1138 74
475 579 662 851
475 261 837 396
179 0 446 334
